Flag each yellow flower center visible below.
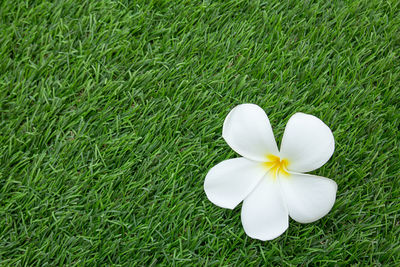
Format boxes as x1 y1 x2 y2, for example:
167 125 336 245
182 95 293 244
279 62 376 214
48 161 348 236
263 154 290 178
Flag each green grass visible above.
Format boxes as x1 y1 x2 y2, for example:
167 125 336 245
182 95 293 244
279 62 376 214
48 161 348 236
1 0 399 265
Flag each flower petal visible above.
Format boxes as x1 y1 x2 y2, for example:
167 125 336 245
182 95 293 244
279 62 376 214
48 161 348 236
204 158 267 210
241 173 288 241
280 112 335 172
280 172 337 223
222 104 279 162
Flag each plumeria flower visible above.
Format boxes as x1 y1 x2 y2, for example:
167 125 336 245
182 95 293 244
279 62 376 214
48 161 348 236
204 104 337 241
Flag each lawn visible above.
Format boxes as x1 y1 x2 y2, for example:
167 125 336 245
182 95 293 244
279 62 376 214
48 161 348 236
1 0 399 265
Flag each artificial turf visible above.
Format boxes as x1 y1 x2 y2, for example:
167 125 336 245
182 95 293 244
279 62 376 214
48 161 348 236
1 0 399 265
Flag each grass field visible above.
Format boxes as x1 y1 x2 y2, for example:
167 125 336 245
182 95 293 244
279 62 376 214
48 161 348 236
1 0 399 265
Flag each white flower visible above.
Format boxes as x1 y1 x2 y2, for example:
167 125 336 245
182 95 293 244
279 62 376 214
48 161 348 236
204 104 337 241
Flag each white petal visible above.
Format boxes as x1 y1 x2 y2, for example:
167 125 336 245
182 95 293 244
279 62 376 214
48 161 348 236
241 173 288 241
204 158 267 210
280 172 337 223
222 104 279 162
280 112 335 172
